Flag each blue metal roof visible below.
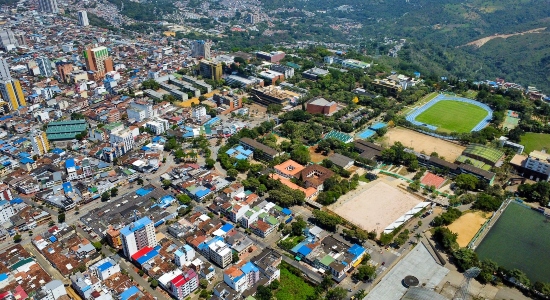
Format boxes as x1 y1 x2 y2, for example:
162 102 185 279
65 158 75 168
49 236 57 242
235 154 248 160
136 187 154 196
0 273 8 281
119 286 140 300
297 245 312 256
348 244 365 258
136 249 159 264
51 148 65 154
120 217 153 236
96 261 114 272
241 262 258 274
221 223 234 232
62 182 73 194
281 208 292 215
225 148 236 155
20 157 35 164
195 189 210 198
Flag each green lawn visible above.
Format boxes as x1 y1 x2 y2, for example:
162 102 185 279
520 132 550 154
275 267 316 300
415 100 488 133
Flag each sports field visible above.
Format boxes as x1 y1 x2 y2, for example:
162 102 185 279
520 132 550 154
415 100 489 133
447 211 490 248
476 201 550 282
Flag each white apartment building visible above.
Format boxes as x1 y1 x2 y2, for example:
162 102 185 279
146 118 169 135
89 258 120 281
174 245 196 268
191 106 207 121
120 217 157 258
0 200 14 224
127 100 157 122
78 11 89 26
209 240 232 268
40 280 66 300
110 128 135 155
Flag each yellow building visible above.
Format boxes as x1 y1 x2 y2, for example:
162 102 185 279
31 130 50 156
0 79 26 111
199 60 222 81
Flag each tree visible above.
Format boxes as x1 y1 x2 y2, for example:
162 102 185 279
110 187 118 197
455 174 479 191
433 227 458 251
269 280 280 290
205 158 215 169
312 210 342 231
290 145 311 165
267 104 283 114
150 279 159 289
325 287 347 300
472 193 502 212
177 194 192 205
320 275 334 292
375 127 387 137
162 179 172 189
58 213 66 223
13 234 21 243
256 285 272 300
291 216 307 236
232 250 240 263
199 279 208 289
142 79 160 90
508 269 530 287
227 168 238 179
257 184 267 195
101 191 110 202
136 178 144 185
379 232 393 245
355 264 377 281
92 241 103 251
453 248 479 272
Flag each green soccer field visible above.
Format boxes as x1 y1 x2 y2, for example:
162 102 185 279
520 132 550 154
415 100 489 133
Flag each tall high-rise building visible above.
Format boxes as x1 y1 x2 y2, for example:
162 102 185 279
83 46 114 77
78 11 89 26
0 58 26 111
30 130 50 156
199 60 222 81
120 216 157 258
0 58 10 81
38 0 59 13
55 61 73 83
36 57 53 77
191 40 212 59
0 29 19 51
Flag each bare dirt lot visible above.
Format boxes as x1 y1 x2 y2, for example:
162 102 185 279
447 211 491 247
380 127 465 161
308 145 330 163
330 180 421 233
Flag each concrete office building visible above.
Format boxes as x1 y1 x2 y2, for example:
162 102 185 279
0 29 22 50
199 60 222 81
0 78 26 111
36 57 53 77
191 40 212 59
120 216 158 258
83 46 114 77
38 0 59 13
30 130 51 156
78 10 89 26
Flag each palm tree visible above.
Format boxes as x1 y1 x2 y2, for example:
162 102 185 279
414 233 422 243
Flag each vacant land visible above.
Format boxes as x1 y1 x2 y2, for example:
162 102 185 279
447 211 490 247
415 100 488 133
275 267 316 300
308 145 329 163
464 27 547 48
381 127 465 161
520 132 550 154
331 181 421 233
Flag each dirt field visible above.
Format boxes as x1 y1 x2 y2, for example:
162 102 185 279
464 27 546 48
309 146 330 163
380 127 465 161
331 180 421 233
447 211 491 247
